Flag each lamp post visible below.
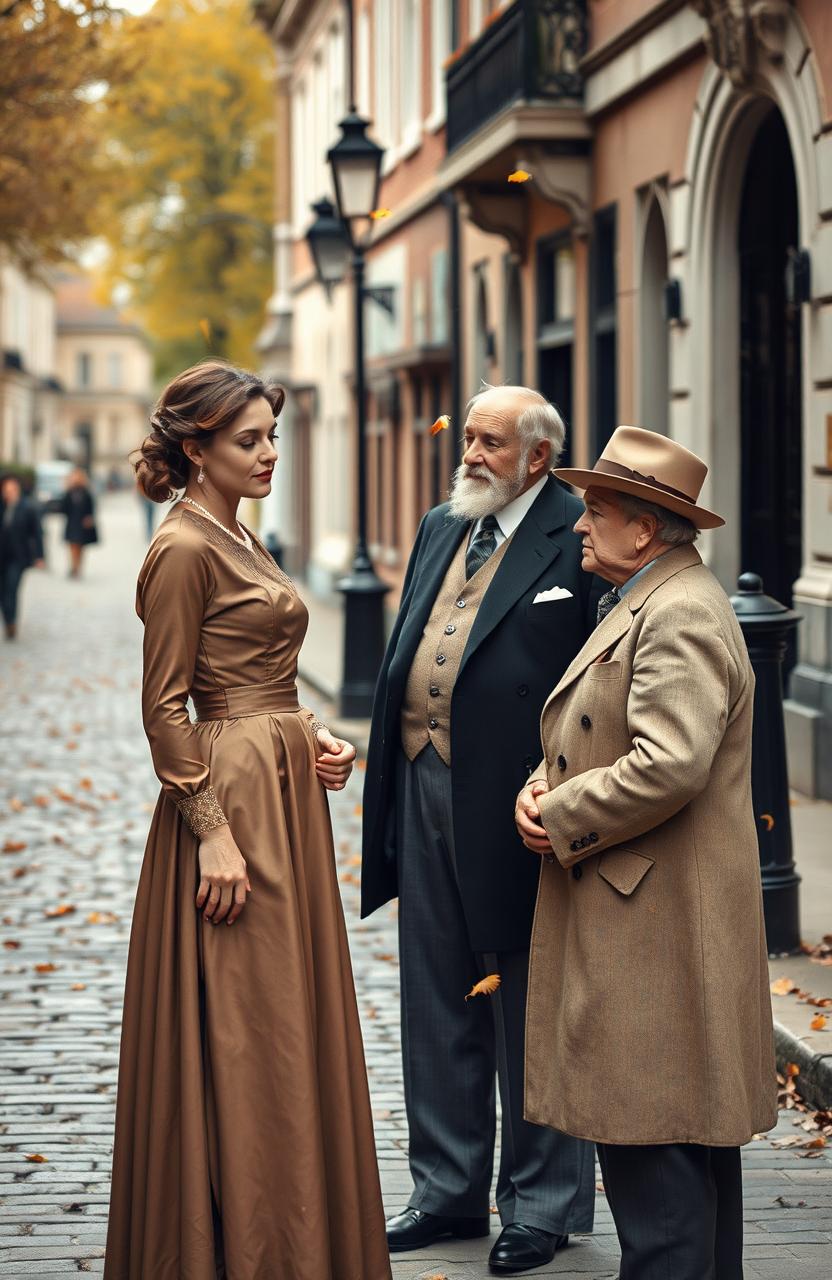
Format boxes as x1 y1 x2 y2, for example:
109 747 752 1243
305 113 391 718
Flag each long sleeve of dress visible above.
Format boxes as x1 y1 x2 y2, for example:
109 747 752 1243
137 531 228 837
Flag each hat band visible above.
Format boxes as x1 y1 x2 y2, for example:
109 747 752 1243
593 458 696 505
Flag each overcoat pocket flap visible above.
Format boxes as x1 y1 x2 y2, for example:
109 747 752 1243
597 848 655 896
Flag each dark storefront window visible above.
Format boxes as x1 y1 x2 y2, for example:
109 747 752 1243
590 204 618 454
536 233 575 467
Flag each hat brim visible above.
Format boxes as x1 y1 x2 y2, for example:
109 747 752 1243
554 468 725 530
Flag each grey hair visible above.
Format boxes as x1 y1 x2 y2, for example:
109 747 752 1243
615 492 699 546
466 383 565 466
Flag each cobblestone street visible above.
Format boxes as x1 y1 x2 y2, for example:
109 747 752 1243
0 494 830 1278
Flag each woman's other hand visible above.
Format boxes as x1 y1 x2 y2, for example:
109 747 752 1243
315 729 356 791
515 781 555 858
196 824 251 925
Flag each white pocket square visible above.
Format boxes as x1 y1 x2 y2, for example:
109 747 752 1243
533 586 573 603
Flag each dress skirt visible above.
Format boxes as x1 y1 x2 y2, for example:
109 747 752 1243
105 706 391 1280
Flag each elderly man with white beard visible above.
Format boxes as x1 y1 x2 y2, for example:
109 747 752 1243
362 385 601 1274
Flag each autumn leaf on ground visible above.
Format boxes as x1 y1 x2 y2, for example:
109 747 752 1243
771 976 798 996
54 789 76 805
78 778 93 791
34 963 58 973
466 974 501 1001
430 414 451 436
3 940 21 950
25 1154 48 1163
9 798 24 812
2 840 26 853
45 904 76 918
810 1014 828 1031
87 911 118 925
33 795 50 808
370 207 392 220
508 169 531 183
65 740 78 751
71 983 87 991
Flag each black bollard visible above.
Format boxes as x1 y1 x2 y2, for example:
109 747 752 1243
730 573 802 956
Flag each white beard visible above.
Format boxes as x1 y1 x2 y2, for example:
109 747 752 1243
448 456 528 521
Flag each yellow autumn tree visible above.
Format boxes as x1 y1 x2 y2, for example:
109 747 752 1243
97 0 275 379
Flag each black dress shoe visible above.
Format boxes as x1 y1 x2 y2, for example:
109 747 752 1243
385 1207 491 1251
488 1223 568 1273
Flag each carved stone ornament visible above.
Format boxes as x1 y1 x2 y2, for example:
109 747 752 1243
691 1 792 89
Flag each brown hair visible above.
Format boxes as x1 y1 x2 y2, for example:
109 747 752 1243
134 360 286 502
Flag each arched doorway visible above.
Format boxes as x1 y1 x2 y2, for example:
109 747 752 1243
738 106 802 609
639 197 669 436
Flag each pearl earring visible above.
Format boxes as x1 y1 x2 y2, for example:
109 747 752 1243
197 466 205 485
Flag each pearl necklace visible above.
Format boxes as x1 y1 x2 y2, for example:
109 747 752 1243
180 496 252 550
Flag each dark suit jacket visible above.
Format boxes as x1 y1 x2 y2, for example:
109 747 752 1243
0 497 44 569
361 476 601 952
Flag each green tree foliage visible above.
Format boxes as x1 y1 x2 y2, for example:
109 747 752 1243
0 0 120 268
97 0 276 380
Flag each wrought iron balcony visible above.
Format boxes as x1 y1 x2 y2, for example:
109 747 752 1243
446 0 588 154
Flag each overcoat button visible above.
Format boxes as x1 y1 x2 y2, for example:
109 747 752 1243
429 717 438 730
581 714 592 729
456 598 466 608
517 684 528 697
572 865 583 881
523 754 534 770
570 840 579 852
436 654 446 665
589 832 599 843
444 624 456 635
557 754 567 771
429 686 440 697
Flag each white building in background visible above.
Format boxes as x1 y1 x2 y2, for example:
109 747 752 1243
54 273 153 482
0 254 60 467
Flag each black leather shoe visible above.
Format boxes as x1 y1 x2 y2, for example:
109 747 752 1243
488 1223 568 1273
385 1207 491 1251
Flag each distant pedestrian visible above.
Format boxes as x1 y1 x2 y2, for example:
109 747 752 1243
363 385 601 1273
137 480 156 541
105 361 391 1280
61 468 97 577
515 427 777 1280
0 473 44 640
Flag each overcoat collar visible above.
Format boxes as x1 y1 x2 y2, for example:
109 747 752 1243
458 476 569 679
544 544 703 704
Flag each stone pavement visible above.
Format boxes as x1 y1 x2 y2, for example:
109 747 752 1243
0 492 830 1279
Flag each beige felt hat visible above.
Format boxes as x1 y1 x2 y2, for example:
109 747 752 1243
555 426 725 530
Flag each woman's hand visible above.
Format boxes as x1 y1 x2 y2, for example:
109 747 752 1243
515 781 555 859
314 728 356 791
196 823 251 925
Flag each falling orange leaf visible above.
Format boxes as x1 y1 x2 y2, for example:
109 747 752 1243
508 169 531 183
810 1014 828 1031
353 804 363 817
771 977 798 996
198 317 212 343
430 414 451 436
2 840 26 853
45 904 76 918
25 1153 48 1163
370 207 391 220
34 963 58 973
786 1063 800 1077
465 973 502 1001
760 812 775 832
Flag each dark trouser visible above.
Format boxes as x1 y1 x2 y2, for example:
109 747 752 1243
0 559 25 627
596 1142 743 1280
396 743 595 1233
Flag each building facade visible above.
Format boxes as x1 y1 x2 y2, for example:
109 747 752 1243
0 254 60 468
257 0 832 798
54 274 153 483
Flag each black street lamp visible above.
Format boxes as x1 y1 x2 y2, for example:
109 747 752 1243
305 112 390 718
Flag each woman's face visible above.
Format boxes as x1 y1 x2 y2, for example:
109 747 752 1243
195 396 279 500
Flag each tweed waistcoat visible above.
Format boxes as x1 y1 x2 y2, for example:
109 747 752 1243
401 529 513 765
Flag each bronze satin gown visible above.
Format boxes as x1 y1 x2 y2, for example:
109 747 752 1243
105 505 391 1280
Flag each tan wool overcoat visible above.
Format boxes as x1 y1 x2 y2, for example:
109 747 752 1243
524 545 778 1147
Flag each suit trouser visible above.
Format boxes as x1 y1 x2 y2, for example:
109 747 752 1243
0 559 24 627
596 1142 743 1280
396 742 596 1233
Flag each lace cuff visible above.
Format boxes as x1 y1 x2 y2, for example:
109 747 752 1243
175 786 228 837
308 717 328 739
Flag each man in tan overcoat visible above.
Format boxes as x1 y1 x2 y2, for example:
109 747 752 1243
515 426 777 1280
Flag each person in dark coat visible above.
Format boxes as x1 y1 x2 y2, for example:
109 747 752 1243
362 385 602 1274
0 474 44 640
61 468 97 578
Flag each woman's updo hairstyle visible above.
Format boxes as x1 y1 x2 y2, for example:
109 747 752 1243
134 360 286 502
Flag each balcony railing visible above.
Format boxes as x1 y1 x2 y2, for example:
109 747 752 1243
446 0 588 155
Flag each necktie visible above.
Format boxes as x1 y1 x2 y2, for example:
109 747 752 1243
596 587 620 625
465 514 499 580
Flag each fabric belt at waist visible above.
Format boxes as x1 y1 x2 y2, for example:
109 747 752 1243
193 681 301 721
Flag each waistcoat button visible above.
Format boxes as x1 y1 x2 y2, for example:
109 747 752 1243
429 686 440 697
557 754 567 771
429 717 439 730
444 624 456 635
436 654 446 665
456 598 466 608
572 865 583 881
581 714 592 729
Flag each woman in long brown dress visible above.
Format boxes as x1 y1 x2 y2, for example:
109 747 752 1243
105 362 391 1280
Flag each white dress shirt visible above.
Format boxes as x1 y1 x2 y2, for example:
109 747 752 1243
469 473 549 548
